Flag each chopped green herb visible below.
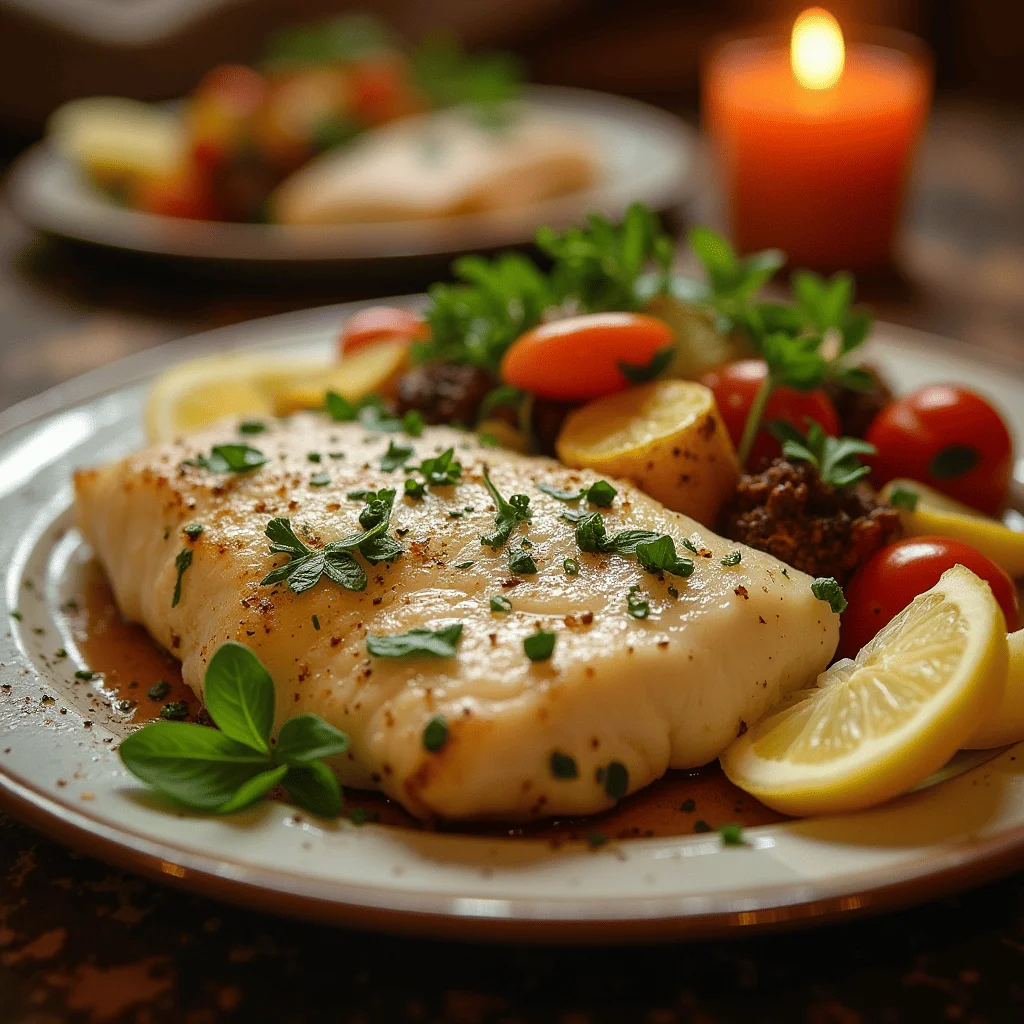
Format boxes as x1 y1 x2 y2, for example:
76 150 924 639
538 482 584 502
454 560 475 569
367 624 463 658
508 542 538 576
489 595 513 614
888 486 920 512
310 473 330 487
54 648 67 658
550 751 578 780
404 478 427 499
184 444 267 474
312 614 321 631
160 700 189 721
307 451 322 463
448 510 463 518
347 489 378 501
422 715 449 752
480 467 532 549
524 630 555 662
563 557 580 576
682 538 699 555
667 585 679 599
626 586 649 619
812 577 847 614
148 680 170 701
418 448 463 486
618 345 674 384
636 536 695 578
10 610 22 621
402 410 424 437
603 761 629 800
172 549 192 607
380 440 415 472
238 419 266 435
539 479 618 507
75 669 95 681
781 567 790 578
183 523 204 540
768 420 875 488
719 822 746 846
721 551 742 567
478 433 499 448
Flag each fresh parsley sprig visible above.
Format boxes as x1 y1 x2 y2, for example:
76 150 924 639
566 511 692 578
480 467 532 549
367 624 463 658
768 420 876 488
325 391 421 435
538 479 617 507
120 643 349 817
183 444 267 474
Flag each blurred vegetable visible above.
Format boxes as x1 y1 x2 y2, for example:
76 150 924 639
411 35 523 114
501 312 674 402
340 307 428 355
263 15 397 71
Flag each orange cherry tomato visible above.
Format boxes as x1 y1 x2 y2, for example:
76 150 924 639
839 536 1019 659
700 359 841 469
136 166 219 221
339 307 429 356
499 313 675 402
865 385 1013 517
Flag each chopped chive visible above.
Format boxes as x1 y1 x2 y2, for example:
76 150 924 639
312 614 321 631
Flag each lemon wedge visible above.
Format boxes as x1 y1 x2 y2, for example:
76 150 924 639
555 380 739 525
966 628 1024 748
881 479 1024 579
721 565 1008 816
144 342 409 442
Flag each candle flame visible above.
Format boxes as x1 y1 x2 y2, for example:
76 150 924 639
791 8 845 90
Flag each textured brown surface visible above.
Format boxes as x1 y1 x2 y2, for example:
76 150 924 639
0 97 1023 1020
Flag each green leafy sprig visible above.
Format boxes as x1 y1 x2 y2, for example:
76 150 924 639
768 421 876 488
183 444 267 474
120 643 349 817
480 467 532 549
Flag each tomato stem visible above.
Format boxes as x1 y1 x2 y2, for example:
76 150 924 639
737 373 774 468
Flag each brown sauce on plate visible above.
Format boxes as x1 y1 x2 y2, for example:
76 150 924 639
68 568 784 839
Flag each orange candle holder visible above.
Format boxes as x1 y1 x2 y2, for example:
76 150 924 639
703 11 933 272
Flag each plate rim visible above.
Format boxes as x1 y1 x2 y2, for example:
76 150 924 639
3 85 697 264
1 302 1024 942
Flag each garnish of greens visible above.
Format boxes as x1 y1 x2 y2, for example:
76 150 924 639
524 630 556 662
508 541 538 576
183 444 267 474
618 346 675 384
768 421 875 488
261 491 402 594
812 577 848 614
564 511 693 579
120 642 349 817
380 440 415 472
418 448 463 486
626 587 649 619
480 467 532 549
538 479 617 507
325 391 422 436
888 486 920 512
367 624 463 658
171 549 192 607
490 595 512 613
422 714 449 752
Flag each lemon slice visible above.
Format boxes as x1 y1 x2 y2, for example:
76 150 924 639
555 380 739 525
881 479 1024 578
721 565 1008 816
145 342 410 442
966 628 1024 748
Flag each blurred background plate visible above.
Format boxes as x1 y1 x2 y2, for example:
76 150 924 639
3 85 695 268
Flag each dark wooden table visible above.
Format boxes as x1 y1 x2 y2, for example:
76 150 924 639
0 98 1023 1022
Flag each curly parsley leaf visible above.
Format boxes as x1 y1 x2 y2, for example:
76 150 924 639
367 623 463 658
508 541 538 576
768 420 875 488
418 448 463 486
635 536 694 578
812 577 848 614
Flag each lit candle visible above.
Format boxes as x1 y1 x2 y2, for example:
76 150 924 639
703 9 932 271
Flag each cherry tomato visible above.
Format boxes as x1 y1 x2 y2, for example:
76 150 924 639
188 65 268 176
840 536 1019 658
136 166 219 221
500 313 675 402
866 385 1013 516
348 56 420 125
339 307 429 356
700 359 841 469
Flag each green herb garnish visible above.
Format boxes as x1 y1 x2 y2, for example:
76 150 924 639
404 478 427 499
309 473 330 487
121 642 349 816
147 680 170 700
635 536 695 578
888 486 920 512
768 420 875 488
183 523 204 540
308 451 321 463
454 560 475 569
312 614 320 631
812 577 847 614
538 479 617 507
422 714 449 752
380 440 415 472
184 444 267 474
626 587 649 620
719 822 746 846
524 630 555 662
618 345 674 384
160 700 189 721
508 542 538 576
402 410 424 438
550 752 578 780
238 420 266 435
489 595 512 613
563 557 580 576
75 669 95 681
171 549 192 607
480 467 532 549
367 624 463 658
721 551 742 567
418 448 462 486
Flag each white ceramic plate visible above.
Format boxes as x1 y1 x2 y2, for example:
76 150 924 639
1 302 1023 943
4 86 695 266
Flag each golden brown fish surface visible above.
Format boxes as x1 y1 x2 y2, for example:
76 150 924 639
74 416 839 820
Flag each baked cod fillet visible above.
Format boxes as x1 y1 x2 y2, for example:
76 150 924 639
75 416 839 820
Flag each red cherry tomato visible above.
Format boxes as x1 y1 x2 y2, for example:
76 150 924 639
700 359 841 469
500 312 675 402
840 536 1019 659
866 385 1013 516
339 306 428 356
